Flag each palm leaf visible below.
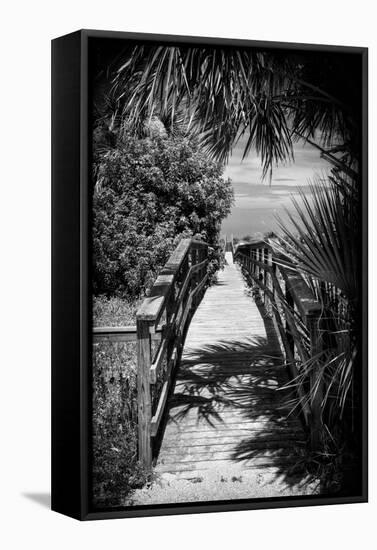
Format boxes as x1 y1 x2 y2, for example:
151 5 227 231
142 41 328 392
274 174 358 301
109 45 359 177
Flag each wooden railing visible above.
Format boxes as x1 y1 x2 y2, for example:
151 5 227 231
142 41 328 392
234 243 324 450
93 325 161 343
137 238 210 466
93 238 209 468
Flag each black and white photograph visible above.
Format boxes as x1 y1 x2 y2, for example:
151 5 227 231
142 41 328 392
4 0 377 542
90 34 367 512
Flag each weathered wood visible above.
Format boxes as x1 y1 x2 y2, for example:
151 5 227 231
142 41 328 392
191 272 209 299
136 319 153 468
237 251 311 425
155 254 307 481
190 258 208 275
163 426 303 439
191 247 200 309
136 273 174 323
236 252 274 273
162 432 304 447
93 326 138 342
136 236 325 479
270 267 310 364
151 380 169 437
176 295 192 337
285 283 295 359
151 347 180 436
236 249 321 317
93 325 162 343
307 312 324 451
149 254 207 384
159 446 305 461
134 237 210 468
242 251 324 448
157 456 304 474
137 238 193 323
164 238 192 270
279 266 321 317
150 326 171 384
175 259 207 305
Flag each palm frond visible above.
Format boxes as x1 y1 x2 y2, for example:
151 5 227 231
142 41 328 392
111 46 296 175
109 45 359 177
274 173 358 301
271 169 359 442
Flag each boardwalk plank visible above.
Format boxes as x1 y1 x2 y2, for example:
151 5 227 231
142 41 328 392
153 252 307 486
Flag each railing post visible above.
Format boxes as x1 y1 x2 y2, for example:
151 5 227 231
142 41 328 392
272 261 277 304
262 248 268 303
266 248 273 312
255 248 260 280
166 284 176 365
191 246 198 309
307 311 323 451
136 317 153 468
198 248 205 304
285 281 295 360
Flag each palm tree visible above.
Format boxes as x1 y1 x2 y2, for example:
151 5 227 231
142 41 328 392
276 173 359 405
272 172 362 494
110 44 361 178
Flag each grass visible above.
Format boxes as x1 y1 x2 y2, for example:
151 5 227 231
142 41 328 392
92 295 150 508
92 295 139 327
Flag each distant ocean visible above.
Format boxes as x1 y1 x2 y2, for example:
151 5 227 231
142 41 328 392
222 204 288 238
220 137 329 239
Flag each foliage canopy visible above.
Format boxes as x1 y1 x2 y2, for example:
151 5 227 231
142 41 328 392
108 45 361 178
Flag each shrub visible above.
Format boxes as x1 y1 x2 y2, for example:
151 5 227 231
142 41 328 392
92 132 233 297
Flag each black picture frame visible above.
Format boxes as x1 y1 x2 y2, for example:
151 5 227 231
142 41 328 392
51 29 368 521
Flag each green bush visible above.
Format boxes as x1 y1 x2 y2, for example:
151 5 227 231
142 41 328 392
93 133 233 297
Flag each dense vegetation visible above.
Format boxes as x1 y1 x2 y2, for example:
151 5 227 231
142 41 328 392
93 127 233 297
274 171 361 494
92 125 233 507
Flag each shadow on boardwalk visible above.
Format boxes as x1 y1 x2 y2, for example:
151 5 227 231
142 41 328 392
165 332 312 489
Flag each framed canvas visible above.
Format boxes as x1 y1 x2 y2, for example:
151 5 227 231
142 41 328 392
51 29 368 520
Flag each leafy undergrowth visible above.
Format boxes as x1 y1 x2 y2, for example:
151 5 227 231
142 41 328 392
92 295 140 327
290 426 361 496
92 296 150 508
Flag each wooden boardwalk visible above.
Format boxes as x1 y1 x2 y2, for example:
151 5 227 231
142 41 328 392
154 252 307 485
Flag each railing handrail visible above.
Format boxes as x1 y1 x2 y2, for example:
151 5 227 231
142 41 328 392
235 250 321 316
93 237 210 469
136 237 210 467
234 242 324 450
135 237 210 324
136 238 192 323
92 325 164 343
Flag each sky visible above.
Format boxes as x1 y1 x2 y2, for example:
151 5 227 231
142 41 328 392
221 136 329 239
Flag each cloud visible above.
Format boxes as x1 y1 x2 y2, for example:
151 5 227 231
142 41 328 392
222 136 329 236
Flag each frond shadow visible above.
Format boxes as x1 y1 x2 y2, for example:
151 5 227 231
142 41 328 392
164 332 313 489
